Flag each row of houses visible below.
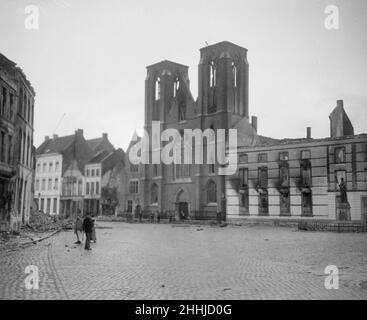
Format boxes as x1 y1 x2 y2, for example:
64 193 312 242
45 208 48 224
34 130 125 218
0 53 35 231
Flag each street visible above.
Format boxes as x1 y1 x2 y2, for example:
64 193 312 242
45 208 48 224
1 222 367 300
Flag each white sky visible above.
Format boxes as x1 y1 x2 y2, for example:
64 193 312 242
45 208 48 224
1 0 366 150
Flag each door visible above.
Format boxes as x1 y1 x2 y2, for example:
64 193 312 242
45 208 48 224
178 202 188 220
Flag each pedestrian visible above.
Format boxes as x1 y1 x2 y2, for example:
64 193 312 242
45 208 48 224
82 213 94 250
74 213 83 244
150 212 154 223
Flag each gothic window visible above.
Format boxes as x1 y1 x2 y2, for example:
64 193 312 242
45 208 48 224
151 183 158 204
207 180 217 203
232 61 237 87
209 60 216 88
173 77 180 97
155 77 161 101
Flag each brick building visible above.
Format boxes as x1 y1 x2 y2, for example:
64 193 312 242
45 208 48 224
0 53 35 231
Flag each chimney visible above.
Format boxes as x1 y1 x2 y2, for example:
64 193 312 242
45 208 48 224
251 116 258 132
75 129 84 137
102 133 108 140
53 134 58 140
307 127 312 139
45 136 50 141
337 99 343 108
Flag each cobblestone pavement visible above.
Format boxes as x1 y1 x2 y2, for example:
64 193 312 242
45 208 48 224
1 222 367 300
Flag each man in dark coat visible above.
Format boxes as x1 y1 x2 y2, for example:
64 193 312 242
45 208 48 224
82 213 94 250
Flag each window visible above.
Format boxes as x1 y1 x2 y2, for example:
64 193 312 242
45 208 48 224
131 164 138 172
258 167 268 189
239 168 248 187
55 161 59 171
155 77 161 101
0 131 5 162
96 182 99 195
151 183 158 204
153 164 158 177
127 200 133 213
46 198 51 214
8 135 12 163
49 162 53 172
239 154 248 164
86 169 90 177
43 163 47 172
207 180 217 203
48 178 52 190
54 178 58 190
129 180 139 194
90 182 94 195
279 166 289 188
258 153 268 163
86 182 90 195
40 198 44 212
91 169 95 177
279 152 289 161
35 179 40 191
41 179 46 191
301 150 311 160
53 198 57 214
37 163 40 172
232 61 237 87
335 147 346 163
173 77 179 97
209 164 215 174
96 169 100 176
301 162 312 188
78 180 82 195
209 60 216 88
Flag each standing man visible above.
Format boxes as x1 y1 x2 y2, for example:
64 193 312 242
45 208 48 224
82 213 94 250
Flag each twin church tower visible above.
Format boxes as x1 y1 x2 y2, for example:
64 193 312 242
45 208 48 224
134 41 253 219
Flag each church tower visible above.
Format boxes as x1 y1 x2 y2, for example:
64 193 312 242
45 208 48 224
197 41 249 130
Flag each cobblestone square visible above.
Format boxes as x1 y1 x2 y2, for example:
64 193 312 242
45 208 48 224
1 222 367 300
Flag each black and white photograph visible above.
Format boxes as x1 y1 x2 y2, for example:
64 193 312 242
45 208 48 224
1 0 367 310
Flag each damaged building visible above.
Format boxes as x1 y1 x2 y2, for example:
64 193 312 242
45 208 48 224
0 53 35 231
125 41 367 224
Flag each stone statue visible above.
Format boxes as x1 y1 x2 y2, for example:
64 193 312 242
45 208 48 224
339 178 348 204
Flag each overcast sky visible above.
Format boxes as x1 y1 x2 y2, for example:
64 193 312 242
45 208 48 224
1 0 366 150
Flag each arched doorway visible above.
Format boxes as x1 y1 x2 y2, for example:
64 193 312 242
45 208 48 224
175 189 190 220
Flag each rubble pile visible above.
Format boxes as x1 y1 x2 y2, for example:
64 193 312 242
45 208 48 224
27 211 74 232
